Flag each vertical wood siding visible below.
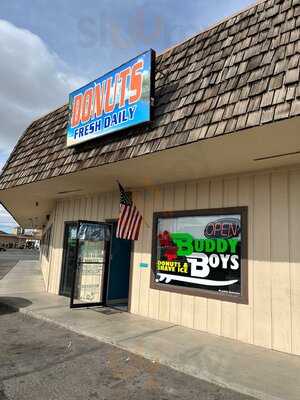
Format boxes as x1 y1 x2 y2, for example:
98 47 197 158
43 168 300 355
40 211 54 290
130 169 300 355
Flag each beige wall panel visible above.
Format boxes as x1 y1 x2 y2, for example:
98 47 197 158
85 197 92 220
129 191 145 314
91 195 98 221
79 197 86 219
221 178 238 339
85 196 91 218
104 192 113 219
207 179 223 335
169 183 185 325
72 198 80 220
48 201 63 293
193 180 210 331
139 189 154 317
40 250 46 283
148 186 164 320
55 200 68 293
45 166 300 355
46 213 54 287
40 209 55 288
97 194 105 221
40 225 48 284
237 175 254 344
55 198 75 292
181 182 196 329
47 203 58 293
69 198 75 220
56 199 68 292
253 174 272 348
158 184 174 322
289 171 300 355
51 200 64 293
270 172 291 353
111 192 120 220
47 201 59 293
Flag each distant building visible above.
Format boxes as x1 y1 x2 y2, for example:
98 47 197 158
0 229 41 249
11 227 25 236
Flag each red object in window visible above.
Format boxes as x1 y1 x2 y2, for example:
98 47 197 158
164 247 177 261
158 231 178 261
159 231 173 247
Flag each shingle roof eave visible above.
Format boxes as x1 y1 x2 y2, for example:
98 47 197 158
1 0 300 190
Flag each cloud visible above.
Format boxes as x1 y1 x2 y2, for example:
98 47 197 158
0 153 16 232
0 20 87 230
0 19 87 156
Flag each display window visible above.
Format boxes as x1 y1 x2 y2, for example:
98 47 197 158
151 207 248 304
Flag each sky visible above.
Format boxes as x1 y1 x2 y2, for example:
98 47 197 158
0 0 253 233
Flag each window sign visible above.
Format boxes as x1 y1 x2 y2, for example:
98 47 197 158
67 49 155 147
151 207 248 304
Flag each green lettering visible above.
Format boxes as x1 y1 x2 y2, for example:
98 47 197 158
216 239 228 253
228 239 239 253
171 233 194 256
205 239 216 253
194 239 204 252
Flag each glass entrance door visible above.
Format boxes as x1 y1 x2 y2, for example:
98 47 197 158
70 221 111 308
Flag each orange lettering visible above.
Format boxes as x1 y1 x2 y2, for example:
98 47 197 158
81 88 93 123
71 94 82 128
129 60 144 104
118 67 131 107
104 75 118 113
94 83 104 117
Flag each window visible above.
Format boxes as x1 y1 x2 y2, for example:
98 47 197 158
151 207 248 304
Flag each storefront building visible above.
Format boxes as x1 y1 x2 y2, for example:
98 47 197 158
1 0 300 355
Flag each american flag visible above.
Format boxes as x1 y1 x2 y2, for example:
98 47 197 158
116 182 143 240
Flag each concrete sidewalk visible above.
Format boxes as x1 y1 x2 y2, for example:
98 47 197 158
0 259 45 294
1 260 300 400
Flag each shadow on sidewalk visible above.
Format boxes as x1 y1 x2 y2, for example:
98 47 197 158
0 297 32 315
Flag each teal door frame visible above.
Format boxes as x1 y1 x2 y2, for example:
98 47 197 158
104 220 132 306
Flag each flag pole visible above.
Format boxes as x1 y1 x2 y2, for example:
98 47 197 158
117 181 151 229
144 219 151 229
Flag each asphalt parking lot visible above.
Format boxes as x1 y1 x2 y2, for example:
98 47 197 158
0 249 256 400
0 301 255 400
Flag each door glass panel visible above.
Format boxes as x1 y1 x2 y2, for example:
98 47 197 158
72 222 111 306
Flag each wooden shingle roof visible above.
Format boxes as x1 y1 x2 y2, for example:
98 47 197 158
1 0 300 190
